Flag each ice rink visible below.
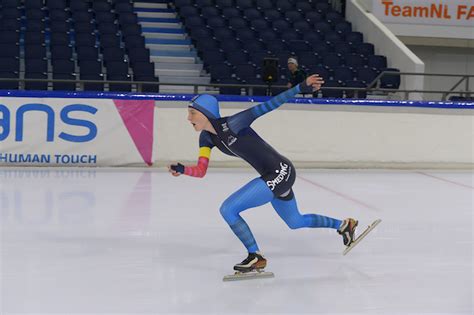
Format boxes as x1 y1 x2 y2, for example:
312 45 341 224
1 168 472 314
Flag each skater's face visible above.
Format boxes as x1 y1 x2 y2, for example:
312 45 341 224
187 108 209 131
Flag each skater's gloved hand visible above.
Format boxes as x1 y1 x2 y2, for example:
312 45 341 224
301 74 324 93
168 163 185 176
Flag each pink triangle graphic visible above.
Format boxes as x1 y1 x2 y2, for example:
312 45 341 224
114 99 155 166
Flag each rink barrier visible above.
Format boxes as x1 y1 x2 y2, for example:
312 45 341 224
0 90 473 168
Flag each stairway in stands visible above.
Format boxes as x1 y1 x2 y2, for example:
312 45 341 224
133 1 210 93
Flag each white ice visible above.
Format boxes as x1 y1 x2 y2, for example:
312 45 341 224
1 168 472 314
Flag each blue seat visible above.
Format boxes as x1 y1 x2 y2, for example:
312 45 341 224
314 21 331 34
132 62 155 77
219 38 242 52
190 27 212 41
266 40 287 54
0 31 20 44
50 33 70 46
324 31 343 45
357 67 378 85
25 59 47 74
53 73 76 91
226 51 249 65
196 38 219 52
103 47 125 62
79 60 102 74
326 11 343 25
201 6 220 19
295 21 312 34
229 17 248 31
72 11 94 23
106 61 129 76
346 32 364 45
250 20 269 32
25 20 45 32
297 52 320 67
184 16 205 30
93 1 112 12
80 73 104 91
98 23 119 35
95 12 116 24
315 2 331 14
248 51 270 68
288 40 310 53
202 50 226 68
345 80 367 98
308 65 330 81
380 68 400 89
344 53 365 71
334 66 354 85
367 55 387 72
114 2 134 14
222 7 240 19
123 35 144 49
25 9 46 21
70 0 90 12
256 0 273 10
49 21 71 33
196 0 213 7
216 0 233 9
272 19 291 32
25 45 47 60
334 42 353 56
25 31 45 45
258 29 277 42
263 9 282 23
305 11 323 24
75 33 96 47
0 19 21 31
47 0 67 11
77 46 99 61
108 74 132 92
322 53 342 70
356 43 375 57
335 21 352 35
74 22 96 34
0 44 20 58
128 47 150 64
303 32 323 45
1 8 21 19
285 11 303 24
213 28 234 41
219 77 242 95
235 0 253 10
321 80 343 98
243 40 265 53
235 29 256 41
210 64 233 82
2 0 21 8
276 0 293 12
243 8 261 21
0 71 19 90
118 13 139 26
208 16 227 29
49 9 70 22
52 60 75 74
121 24 142 37
0 57 19 72
296 2 312 13
25 72 48 91
25 0 43 9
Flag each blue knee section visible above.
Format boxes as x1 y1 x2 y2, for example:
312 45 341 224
272 196 342 230
220 178 274 252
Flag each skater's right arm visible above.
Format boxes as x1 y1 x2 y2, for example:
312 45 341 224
168 132 214 178
227 75 324 133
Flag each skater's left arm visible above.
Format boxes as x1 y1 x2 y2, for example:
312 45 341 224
228 75 324 132
168 132 213 178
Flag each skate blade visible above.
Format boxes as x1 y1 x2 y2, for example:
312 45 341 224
343 219 382 256
223 270 274 282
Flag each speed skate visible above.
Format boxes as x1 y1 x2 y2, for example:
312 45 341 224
343 219 382 255
223 269 275 282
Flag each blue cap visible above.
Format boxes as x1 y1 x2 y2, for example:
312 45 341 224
189 94 220 119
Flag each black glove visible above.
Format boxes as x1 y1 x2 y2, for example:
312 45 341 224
170 163 185 174
299 79 313 94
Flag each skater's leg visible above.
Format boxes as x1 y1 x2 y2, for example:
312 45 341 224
271 190 342 230
220 178 274 253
